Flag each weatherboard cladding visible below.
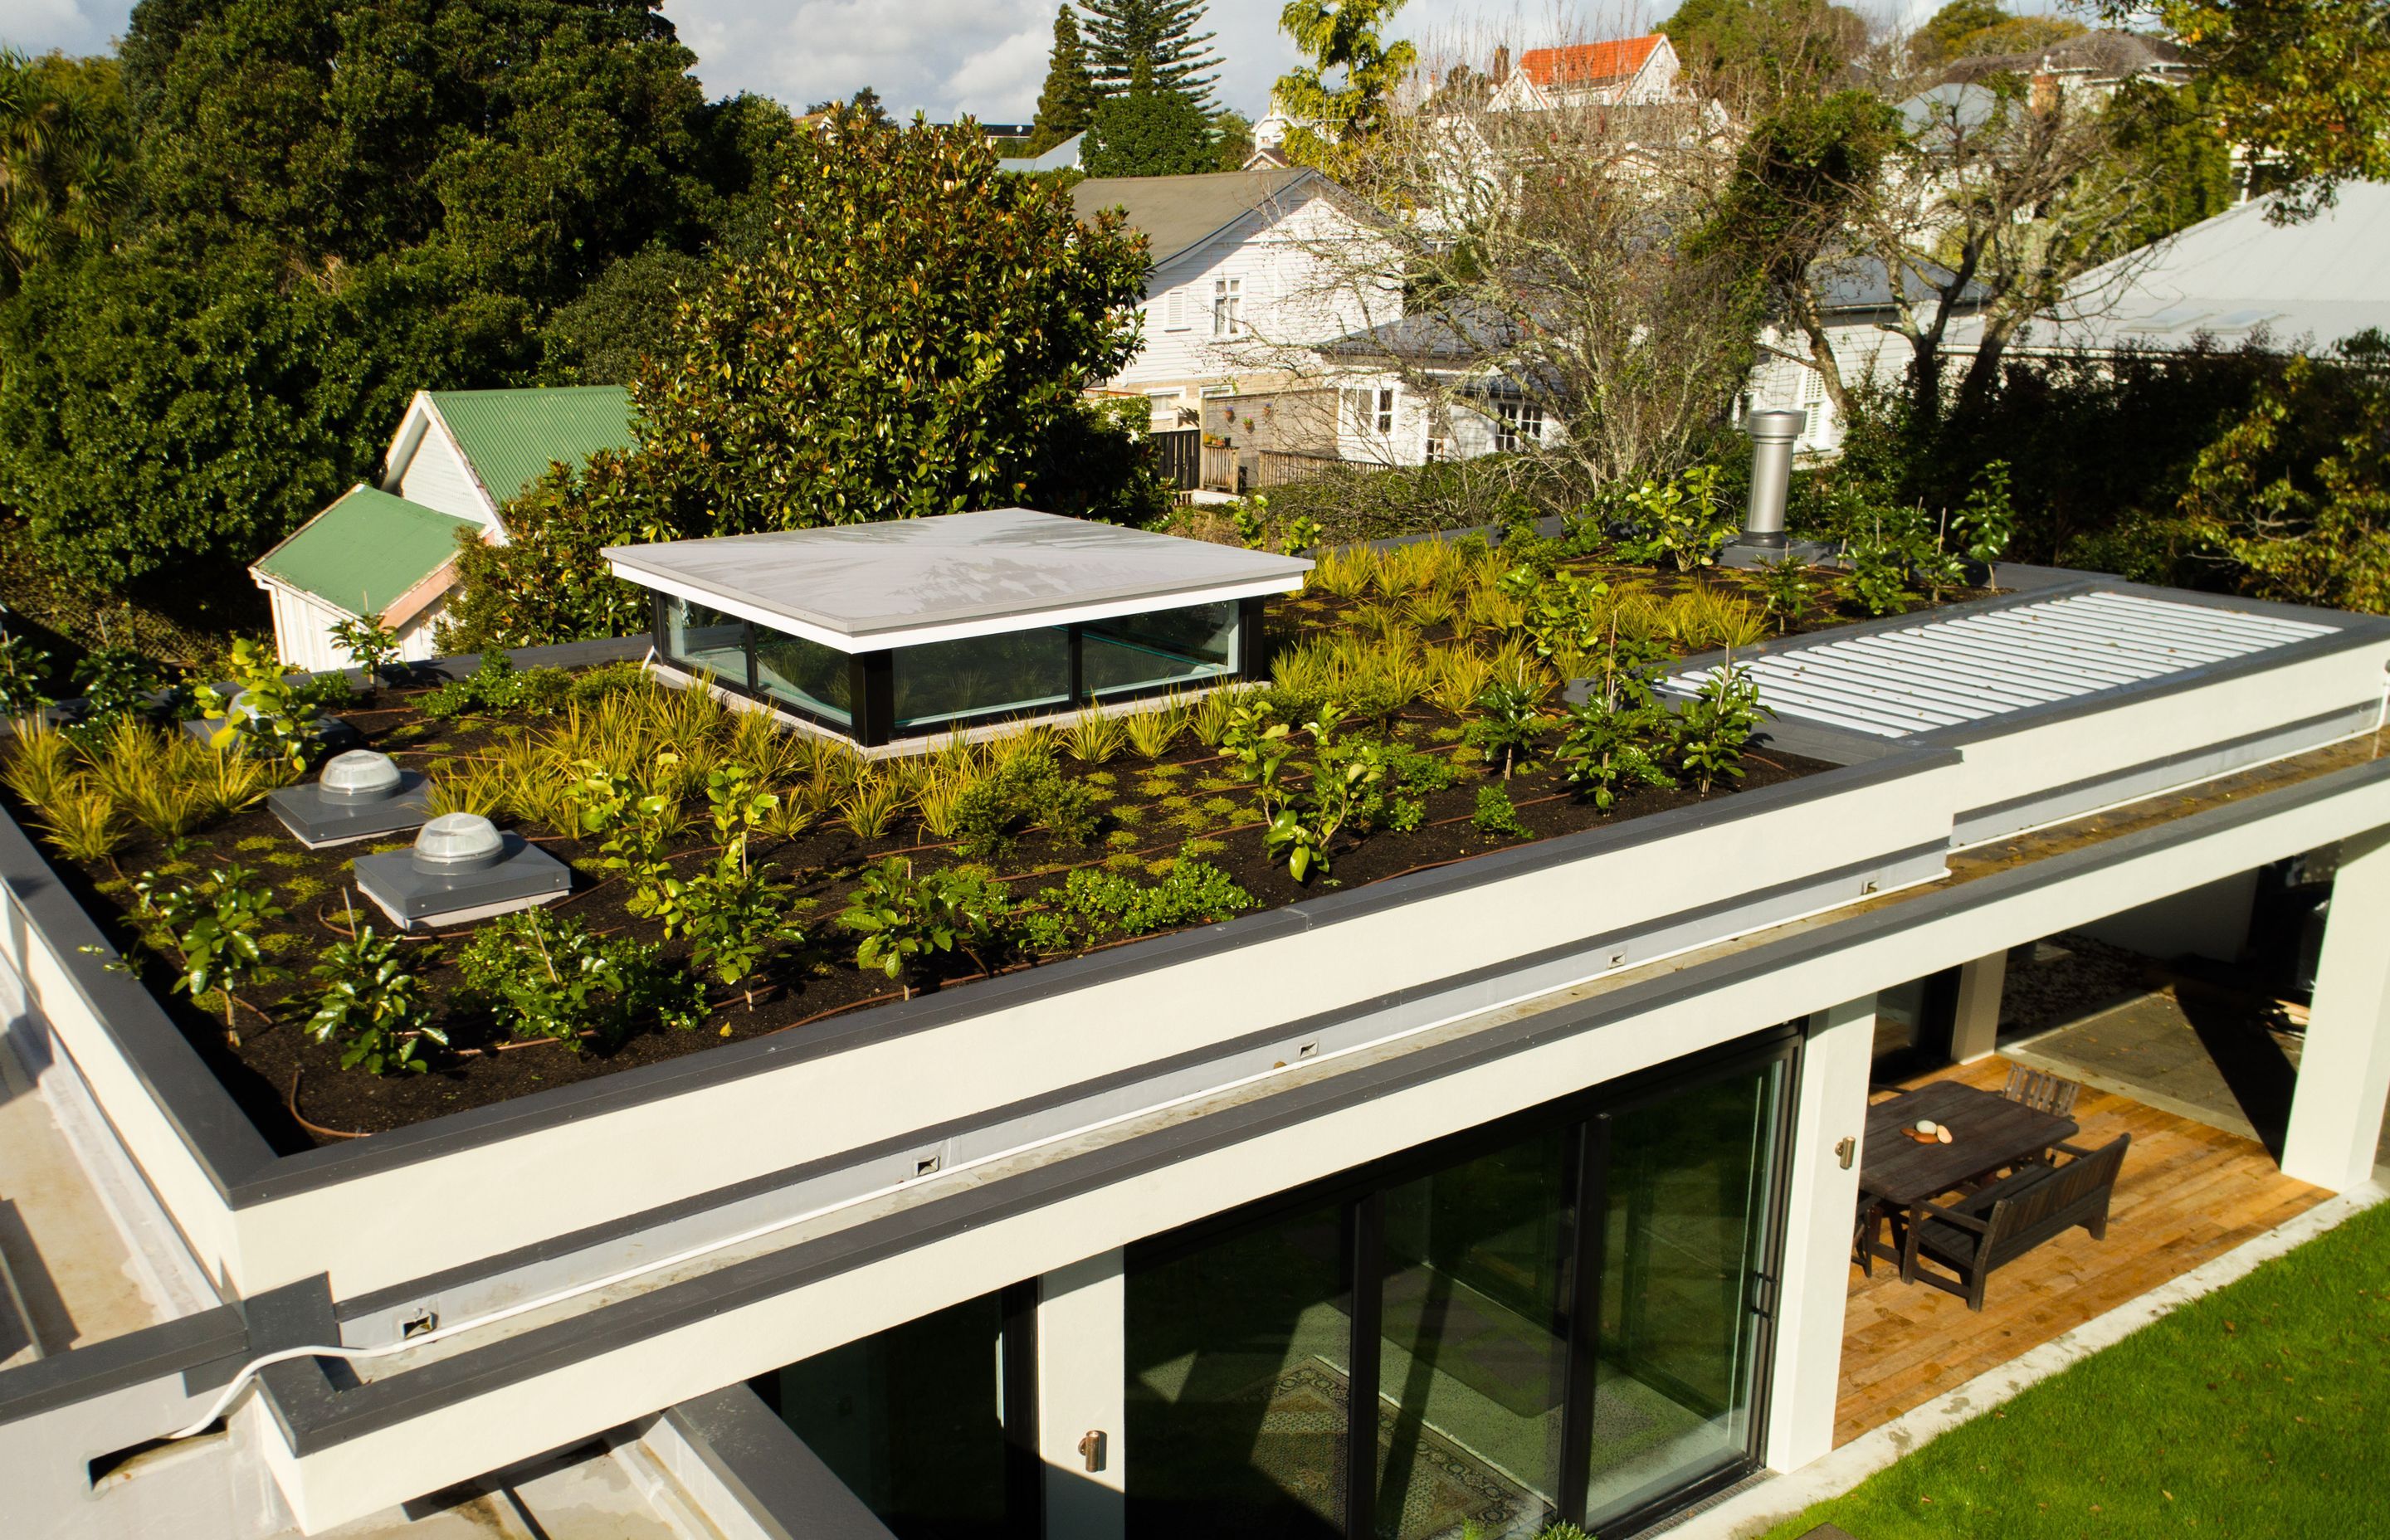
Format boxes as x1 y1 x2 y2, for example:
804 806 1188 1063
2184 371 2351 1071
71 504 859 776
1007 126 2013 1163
252 486 476 616
1666 590 2339 739
424 385 637 508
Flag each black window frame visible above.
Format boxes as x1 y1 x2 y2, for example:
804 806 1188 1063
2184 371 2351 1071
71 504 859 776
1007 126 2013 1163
654 593 1274 748
1124 1022 1802 1539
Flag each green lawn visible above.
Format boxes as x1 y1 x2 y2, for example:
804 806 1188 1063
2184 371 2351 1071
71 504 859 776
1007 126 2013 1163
1763 1197 2390 1540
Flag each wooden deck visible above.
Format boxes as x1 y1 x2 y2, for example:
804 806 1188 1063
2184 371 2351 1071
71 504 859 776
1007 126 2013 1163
1834 1055 2327 1446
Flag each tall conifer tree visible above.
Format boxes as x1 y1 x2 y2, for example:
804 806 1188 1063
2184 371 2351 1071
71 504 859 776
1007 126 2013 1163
1029 7 1100 153
1079 0 1223 115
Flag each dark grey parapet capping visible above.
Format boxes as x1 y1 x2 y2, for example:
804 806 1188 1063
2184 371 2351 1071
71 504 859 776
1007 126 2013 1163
0 1304 247 1428
247 747 2390 1455
223 733 1957 1205
664 1386 898 1540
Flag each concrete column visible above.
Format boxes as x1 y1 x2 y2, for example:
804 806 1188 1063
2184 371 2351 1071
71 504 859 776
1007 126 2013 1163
1950 951 2008 1064
1763 994 1875 1474
2283 832 2390 1190
1038 1249 1125 1540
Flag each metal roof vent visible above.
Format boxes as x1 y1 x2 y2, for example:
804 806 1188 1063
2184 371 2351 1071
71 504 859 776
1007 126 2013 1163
319 750 403 803
266 750 432 849
412 813 506 874
354 814 571 932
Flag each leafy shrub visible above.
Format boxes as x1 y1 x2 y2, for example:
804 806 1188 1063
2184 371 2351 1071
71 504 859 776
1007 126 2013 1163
457 907 704 1051
1472 783 1530 838
307 918 441 1075
129 861 286 1038
327 614 402 686
423 651 576 719
0 633 53 719
193 637 315 769
951 746 1101 860
566 758 681 913
67 644 159 742
838 857 1016 996
1606 466 1735 573
652 767 808 1007
1462 682 1547 779
1021 848 1256 953
1675 662 1770 795
1754 558 1820 632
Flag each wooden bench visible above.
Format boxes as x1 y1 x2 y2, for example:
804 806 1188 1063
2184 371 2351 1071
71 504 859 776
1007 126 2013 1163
1899 1133 2132 1310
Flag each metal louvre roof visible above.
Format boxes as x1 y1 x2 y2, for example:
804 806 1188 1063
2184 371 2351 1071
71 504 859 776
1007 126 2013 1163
1668 591 2339 739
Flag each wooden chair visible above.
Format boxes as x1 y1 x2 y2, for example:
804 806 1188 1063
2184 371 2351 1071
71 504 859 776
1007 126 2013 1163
1900 1133 2131 1310
2002 1065 2081 1119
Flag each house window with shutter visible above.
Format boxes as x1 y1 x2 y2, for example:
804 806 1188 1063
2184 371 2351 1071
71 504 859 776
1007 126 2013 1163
1375 388 1396 435
1165 289 1188 331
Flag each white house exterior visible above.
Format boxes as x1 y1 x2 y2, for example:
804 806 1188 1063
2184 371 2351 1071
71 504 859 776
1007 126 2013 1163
1486 34 1682 112
1744 256 1993 456
1073 169 1401 443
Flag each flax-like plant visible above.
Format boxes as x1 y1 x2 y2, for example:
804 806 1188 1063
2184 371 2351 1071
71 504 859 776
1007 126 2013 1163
1426 647 1495 717
1122 701 1186 761
1061 708 1128 765
913 766 976 841
2 723 81 811
425 764 505 819
1403 587 1458 633
188 748 273 821
34 789 124 861
837 770 913 841
1188 685 1248 748
1310 546 1375 600
1663 585 1765 650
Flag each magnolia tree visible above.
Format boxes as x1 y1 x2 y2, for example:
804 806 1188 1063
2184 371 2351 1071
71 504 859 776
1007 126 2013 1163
444 109 1164 648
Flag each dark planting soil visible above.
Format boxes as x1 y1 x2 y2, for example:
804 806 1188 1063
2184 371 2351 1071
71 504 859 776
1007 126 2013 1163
16 562 1959 1153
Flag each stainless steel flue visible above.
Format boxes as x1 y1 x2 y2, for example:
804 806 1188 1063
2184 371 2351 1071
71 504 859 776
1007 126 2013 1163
1740 408 1807 549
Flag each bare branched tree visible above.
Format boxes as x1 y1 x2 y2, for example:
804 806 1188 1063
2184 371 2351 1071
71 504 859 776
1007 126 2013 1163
1256 68 1763 499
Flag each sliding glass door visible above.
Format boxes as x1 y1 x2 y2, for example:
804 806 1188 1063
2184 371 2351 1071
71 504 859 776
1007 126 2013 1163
1126 1032 1791 1540
1580 1063 1783 1530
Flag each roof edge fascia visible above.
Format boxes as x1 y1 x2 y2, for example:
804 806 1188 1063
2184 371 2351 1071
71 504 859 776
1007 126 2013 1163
605 558 1305 654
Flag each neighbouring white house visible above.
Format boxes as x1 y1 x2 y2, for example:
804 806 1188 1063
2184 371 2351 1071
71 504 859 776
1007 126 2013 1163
1486 34 1683 111
1944 181 2390 361
1313 308 1561 467
249 386 637 670
1073 168 1401 463
1940 28 2192 110
1745 256 1992 456
997 132 1083 173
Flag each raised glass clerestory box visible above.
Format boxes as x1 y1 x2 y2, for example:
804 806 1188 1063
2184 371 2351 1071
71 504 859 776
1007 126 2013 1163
266 750 434 848
352 812 570 932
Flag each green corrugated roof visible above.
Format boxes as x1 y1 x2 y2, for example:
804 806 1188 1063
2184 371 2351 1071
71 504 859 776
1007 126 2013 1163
254 486 476 617
424 385 638 507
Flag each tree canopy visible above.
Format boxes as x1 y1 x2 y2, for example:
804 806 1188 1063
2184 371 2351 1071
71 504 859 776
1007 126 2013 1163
1084 61 1216 176
1080 0 1223 114
0 0 785 616
1030 6 1100 154
1661 0 1870 96
0 49 131 297
2114 0 2390 209
442 111 1168 648
1274 0 1418 172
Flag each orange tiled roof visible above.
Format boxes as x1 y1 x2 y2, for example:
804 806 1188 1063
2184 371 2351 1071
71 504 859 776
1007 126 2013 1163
1517 35 1664 89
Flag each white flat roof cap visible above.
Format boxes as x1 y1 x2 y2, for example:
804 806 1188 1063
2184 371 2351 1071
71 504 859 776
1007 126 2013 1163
604 508 1313 652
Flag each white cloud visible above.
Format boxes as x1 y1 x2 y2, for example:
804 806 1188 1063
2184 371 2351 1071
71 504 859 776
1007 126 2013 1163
1 0 124 56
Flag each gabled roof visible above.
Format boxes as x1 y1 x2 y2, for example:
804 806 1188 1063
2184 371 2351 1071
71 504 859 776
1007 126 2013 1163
420 386 637 509
1518 36 1663 90
1944 29 2188 85
251 486 476 621
1071 168 1323 267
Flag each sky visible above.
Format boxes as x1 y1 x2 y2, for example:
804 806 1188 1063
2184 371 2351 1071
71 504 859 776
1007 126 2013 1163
2 0 1958 120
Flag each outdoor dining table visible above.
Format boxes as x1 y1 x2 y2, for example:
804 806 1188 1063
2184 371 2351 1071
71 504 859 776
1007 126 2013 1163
1856 1079 2080 1272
